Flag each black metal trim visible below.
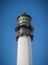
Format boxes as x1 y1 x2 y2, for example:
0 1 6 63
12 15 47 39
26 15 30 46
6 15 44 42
15 25 34 32
16 34 33 41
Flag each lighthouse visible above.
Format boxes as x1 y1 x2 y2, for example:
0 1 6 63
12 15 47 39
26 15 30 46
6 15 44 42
15 13 34 65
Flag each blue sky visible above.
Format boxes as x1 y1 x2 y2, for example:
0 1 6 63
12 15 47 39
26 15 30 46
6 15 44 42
0 0 48 65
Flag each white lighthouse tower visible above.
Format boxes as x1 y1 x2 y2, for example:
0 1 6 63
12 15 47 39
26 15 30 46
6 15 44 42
15 13 34 65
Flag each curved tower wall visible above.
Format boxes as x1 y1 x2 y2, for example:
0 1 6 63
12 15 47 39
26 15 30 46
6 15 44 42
17 36 32 65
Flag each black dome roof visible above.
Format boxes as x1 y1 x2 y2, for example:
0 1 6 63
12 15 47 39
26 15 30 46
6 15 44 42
17 13 32 20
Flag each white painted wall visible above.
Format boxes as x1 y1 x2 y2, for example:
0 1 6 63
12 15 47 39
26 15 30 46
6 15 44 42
17 36 32 65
